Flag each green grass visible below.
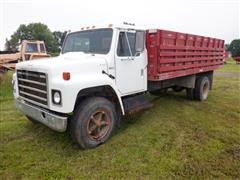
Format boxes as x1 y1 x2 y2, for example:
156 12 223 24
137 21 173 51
0 66 240 179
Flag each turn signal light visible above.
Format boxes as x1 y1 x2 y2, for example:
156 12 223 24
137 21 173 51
63 72 70 81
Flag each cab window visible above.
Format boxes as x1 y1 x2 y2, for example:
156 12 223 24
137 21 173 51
117 32 136 56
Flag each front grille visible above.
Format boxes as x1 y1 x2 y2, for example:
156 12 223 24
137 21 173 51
17 70 48 107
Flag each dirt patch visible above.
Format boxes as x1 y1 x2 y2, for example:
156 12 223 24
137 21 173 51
214 72 240 78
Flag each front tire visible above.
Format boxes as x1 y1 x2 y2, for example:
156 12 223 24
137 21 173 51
70 97 117 149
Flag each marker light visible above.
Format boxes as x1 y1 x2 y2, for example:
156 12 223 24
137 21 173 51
63 72 70 80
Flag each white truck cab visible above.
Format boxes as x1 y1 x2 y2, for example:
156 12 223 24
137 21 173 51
13 25 148 149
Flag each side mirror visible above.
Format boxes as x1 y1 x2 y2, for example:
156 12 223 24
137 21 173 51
135 31 145 52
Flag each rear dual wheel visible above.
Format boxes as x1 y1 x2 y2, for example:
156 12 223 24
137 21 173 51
186 88 195 100
195 76 210 101
70 97 117 149
186 76 210 101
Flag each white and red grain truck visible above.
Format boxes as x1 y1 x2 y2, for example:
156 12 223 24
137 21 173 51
13 24 224 149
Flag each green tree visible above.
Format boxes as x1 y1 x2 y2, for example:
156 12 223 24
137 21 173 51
228 39 240 57
224 44 230 51
4 38 16 52
53 31 68 48
5 23 59 53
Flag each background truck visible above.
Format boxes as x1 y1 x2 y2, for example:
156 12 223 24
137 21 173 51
0 40 50 72
13 25 224 149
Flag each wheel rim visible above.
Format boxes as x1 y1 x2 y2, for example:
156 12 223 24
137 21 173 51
202 81 209 99
87 108 111 141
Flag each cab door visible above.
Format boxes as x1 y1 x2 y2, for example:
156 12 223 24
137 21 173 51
115 30 147 95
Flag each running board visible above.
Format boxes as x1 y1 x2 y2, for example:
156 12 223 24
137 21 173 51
122 94 152 114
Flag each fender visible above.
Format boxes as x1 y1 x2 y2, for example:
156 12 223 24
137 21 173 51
75 83 125 115
49 73 125 114
73 72 125 115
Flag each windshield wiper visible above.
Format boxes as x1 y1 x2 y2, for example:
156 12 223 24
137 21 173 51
83 50 95 56
83 50 95 54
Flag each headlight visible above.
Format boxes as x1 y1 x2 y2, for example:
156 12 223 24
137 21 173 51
52 90 61 105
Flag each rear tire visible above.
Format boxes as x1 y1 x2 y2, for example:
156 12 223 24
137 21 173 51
194 76 210 101
186 88 195 100
70 97 117 149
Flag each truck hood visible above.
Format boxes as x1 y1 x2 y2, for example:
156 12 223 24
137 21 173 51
16 52 108 75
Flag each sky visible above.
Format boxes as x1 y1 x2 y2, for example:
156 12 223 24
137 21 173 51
0 0 239 50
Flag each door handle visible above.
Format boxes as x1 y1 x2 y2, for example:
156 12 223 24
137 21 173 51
120 57 134 61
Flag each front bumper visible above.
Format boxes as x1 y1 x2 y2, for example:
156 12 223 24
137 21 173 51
15 98 68 132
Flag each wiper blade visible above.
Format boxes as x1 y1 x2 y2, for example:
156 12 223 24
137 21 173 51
83 50 89 53
83 50 95 54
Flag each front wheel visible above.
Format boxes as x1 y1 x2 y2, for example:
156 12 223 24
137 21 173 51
70 97 117 149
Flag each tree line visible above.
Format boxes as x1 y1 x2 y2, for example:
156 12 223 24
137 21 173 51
4 22 240 57
225 40 240 58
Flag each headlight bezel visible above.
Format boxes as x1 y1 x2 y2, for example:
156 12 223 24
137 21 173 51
52 90 62 105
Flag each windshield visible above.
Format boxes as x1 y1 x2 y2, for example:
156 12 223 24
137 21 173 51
62 28 113 54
